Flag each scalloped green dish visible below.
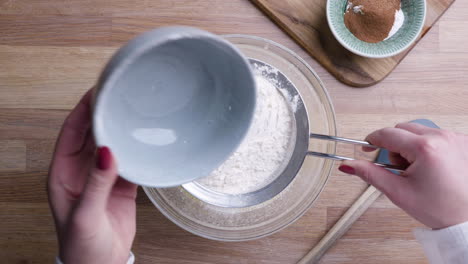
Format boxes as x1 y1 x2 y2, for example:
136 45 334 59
327 0 426 58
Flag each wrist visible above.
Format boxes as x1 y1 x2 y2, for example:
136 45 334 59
430 214 468 230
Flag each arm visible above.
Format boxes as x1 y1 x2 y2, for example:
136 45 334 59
338 122 468 263
414 222 468 264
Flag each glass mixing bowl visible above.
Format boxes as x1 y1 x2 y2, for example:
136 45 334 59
143 35 337 241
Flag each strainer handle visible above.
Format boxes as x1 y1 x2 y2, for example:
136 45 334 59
309 133 377 148
308 133 406 172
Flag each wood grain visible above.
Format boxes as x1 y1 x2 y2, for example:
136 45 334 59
0 172 48 203
250 0 455 87
320 239 427 264
0 140 26 172
327 207 423 240
298 186 382 264
0 109 65 139
26 140 55 171
0 203 57 263
110 15 272 45
0 45 114 109
1 0 468 263
0 15 112 46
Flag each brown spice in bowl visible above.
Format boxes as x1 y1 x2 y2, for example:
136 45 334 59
344 0 400 43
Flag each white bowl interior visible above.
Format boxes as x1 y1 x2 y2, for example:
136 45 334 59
94 35 255 187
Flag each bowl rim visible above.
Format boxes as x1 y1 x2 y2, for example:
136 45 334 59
326 0 427 58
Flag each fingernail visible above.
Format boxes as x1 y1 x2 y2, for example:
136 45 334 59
339 165 356 175
97 146 111 170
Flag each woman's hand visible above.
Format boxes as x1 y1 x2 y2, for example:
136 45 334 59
48 90 138 264
339 122 468 229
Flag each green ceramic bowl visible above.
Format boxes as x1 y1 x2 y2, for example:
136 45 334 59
327 0 426 58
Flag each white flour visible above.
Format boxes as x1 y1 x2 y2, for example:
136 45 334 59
196 73 294 195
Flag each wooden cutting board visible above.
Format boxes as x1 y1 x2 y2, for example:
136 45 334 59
250 0 455 87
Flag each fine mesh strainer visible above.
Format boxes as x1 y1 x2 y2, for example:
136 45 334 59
182 59 404 208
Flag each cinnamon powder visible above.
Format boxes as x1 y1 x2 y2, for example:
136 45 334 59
344 0 400 43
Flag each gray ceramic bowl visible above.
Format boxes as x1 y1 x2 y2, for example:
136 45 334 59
93 26 256 188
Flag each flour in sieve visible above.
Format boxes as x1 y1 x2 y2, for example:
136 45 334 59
196 73 294 195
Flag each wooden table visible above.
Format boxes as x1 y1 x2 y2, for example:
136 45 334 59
1 0 467 263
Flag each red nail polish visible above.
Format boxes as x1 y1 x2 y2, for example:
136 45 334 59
339 165 356 175
97 146 111 170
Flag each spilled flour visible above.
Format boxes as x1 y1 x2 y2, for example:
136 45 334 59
196 72 295 195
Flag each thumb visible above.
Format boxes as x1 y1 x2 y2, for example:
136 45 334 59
339 160 409 200
80 146 119 212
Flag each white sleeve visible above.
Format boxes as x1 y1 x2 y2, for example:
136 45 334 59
55 251 135 264
413 221 468 264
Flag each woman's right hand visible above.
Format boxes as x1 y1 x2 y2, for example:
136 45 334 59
339 122 468 229
48 90 137 264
